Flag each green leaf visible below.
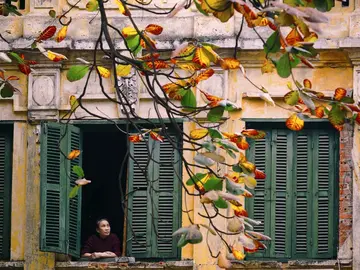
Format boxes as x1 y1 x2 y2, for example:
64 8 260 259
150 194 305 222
73 165 85 178
214 139 239 152
226 149 236 159
207 106 225 122
299 91 316 110
181 90 197 110
275 11 295 26
208 128 223 139
177 234 189 248
290 54 301 68
274 53 291 78
232 164 242 173
67 65 90 82
0 83 14 98
313 0 334 11
186 173 207 186
202 141 216 152
341 97 355 104
264 31 281 54
214 197 228 209
194 0 209 16
204 176 223 191
8 52 24 64
284 90 299 106
328 104 346 126
226 179 242 195
69 185 80 198
49 9 56 18
86 0 99 11
126 35 142 55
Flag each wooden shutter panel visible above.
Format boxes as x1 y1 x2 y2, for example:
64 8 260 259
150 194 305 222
246 133 271 258
292 132 312 258
40 123 67 253
311 131 337 258
127 139 152 258
0 130 11 259
270 130 292 259
153 136 181 259
66 126 82 257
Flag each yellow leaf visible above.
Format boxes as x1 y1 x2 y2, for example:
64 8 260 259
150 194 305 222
219 58 240 70
286 113 305 131
122 26 137 38
55 25 68 43
244 176 257 189
190 128 209 140
97 66 111 78
192 46 219 68
261 59 275 74
68 149 81 160
176 62 202 72
69 95 79 112
116 64 132 77
47 51 68 62
114 0 130 15
232 247 246 260
213 6 234 23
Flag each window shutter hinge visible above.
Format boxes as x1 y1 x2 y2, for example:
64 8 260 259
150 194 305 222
35 125 41 144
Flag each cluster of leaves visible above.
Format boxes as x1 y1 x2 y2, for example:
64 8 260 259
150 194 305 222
0 0 353 266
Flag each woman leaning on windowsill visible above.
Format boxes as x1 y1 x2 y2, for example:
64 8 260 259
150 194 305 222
81 218 121 260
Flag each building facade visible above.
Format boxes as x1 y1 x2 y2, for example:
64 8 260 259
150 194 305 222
0 0 360 269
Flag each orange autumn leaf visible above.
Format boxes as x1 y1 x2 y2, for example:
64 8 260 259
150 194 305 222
68 149 81 160
241 129 266 139
303 79 312 89
129 134 144 143
254 169 266 179
140 34 156 50
286 113 304 131
355 113 360 125
333 124 344 131
284 27 303 47
242 189 253 198
97 66 111 78
192 46 219 68
46 51 68 62
145 60 169 69
334 87 347 101
55 25 68 43
139 53 160 61
315 106 325 118
219 58 240 70
194 69 214 84
232 247 246 260
36 25 57 42
145 24 163 35
240 161 256 173
236 136 249 150
232 204 248 217
150 131 164 142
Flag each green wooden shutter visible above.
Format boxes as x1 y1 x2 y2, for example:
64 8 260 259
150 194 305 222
153 136 181 259
127 132 181 259
127 138 152 258
270 130 292 259
246 134 271 258
40 123 82 257
311 131 337 258
66 126 82 257
0 130 12 260
40 123 67 253
292 132 312 258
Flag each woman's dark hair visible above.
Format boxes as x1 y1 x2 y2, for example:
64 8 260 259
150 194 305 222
96 218 109 229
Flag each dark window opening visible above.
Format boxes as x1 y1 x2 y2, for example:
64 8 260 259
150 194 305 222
81 126 127 255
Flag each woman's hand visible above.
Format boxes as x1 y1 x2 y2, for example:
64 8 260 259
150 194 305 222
90 251 117 259
91 252 102 259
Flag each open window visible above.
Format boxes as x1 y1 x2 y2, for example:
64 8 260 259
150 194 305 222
40 123 182 260
245 122 339 260
0 125 12 260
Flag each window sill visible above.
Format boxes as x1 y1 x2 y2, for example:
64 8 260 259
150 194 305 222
231 259 352 269
0 261 24 269
55 259 193 270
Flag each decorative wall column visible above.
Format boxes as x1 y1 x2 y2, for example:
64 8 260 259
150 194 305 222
116 70 139 116
27 65 61 121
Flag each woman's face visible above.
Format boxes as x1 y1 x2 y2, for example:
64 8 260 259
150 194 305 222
97 220 111 238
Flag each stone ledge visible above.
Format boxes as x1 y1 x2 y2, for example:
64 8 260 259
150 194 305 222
0 261 24 269
55 260 193 270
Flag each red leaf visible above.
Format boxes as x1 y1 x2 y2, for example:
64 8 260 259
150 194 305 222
6 76 19 81
18 64 31 75
254 169 266 179
27 60 37 65
36 26 57 42
334 87 347 101
145 24 163 35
